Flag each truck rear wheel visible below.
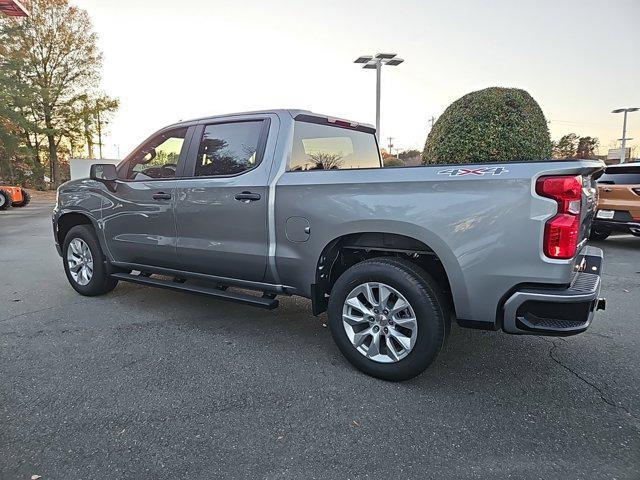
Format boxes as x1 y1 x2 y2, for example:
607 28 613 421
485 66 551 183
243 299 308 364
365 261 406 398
328 257 448 381
62 225 118 296
0 189 12 210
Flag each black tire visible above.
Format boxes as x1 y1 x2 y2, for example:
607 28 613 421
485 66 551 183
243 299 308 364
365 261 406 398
328 257 449 381
0 189 12 210
589 227 610 241
62 225 118 296
12 188 31 207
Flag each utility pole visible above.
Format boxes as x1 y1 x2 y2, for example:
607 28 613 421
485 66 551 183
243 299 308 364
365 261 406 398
612 107 639 163
428 116 435 130
387 137 394 156
354 53 404 141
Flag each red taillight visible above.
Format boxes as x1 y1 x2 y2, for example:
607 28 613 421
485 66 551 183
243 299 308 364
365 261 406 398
536 175 583 259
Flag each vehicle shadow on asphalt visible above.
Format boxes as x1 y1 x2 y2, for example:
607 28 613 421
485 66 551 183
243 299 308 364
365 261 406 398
112 281 585 400
590 234 640 252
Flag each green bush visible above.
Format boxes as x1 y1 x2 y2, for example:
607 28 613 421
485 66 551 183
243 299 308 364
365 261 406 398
422 87 552 164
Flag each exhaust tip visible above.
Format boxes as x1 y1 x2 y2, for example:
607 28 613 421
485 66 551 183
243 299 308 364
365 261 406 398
596 298 606 311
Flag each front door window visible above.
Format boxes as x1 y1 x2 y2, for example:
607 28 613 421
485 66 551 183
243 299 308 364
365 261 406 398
125 127 188 180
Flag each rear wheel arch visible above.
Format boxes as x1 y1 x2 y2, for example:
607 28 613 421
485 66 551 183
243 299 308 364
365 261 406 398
313 232 457 318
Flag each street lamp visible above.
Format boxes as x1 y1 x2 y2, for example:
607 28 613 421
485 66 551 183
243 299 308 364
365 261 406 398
354 53 404 141
612 107 639 163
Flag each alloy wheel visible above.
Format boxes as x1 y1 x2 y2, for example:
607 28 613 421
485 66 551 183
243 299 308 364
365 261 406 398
67 238 94 286
342 282 418 363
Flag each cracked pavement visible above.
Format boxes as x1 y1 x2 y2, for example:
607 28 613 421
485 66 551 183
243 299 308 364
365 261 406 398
1 199 639 479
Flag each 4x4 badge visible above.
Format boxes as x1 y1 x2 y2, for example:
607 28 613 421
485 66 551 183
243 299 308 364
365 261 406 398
437 167 510 176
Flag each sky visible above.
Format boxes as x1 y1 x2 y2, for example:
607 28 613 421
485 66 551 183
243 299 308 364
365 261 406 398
74 0 640 159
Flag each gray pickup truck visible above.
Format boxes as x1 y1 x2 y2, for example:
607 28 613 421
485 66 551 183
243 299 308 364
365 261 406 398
53 109 606 380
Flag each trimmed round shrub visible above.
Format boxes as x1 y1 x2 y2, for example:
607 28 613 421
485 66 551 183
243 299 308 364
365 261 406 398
422 87 552 164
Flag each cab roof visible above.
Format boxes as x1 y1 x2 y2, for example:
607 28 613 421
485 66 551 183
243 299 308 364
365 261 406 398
172 109 375 132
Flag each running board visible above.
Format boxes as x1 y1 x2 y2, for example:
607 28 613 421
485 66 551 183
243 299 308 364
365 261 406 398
110 272 279 310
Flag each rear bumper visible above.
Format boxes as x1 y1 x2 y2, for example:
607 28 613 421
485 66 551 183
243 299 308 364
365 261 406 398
592 218 640 236
502 246 604 336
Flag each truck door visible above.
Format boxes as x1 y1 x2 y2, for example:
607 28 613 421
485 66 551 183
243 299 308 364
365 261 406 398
174 117 273 282
101 126 193 269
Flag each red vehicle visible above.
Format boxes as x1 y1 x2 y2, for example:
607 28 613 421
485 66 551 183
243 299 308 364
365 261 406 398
0 184 31 210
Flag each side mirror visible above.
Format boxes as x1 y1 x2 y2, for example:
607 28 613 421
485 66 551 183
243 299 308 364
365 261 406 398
90 163 117 182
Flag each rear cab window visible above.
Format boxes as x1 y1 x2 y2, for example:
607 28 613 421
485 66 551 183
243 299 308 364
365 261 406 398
289 119 381 171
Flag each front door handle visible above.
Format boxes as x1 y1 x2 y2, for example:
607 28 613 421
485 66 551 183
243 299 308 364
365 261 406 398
152 192 172 200
234 191 261 203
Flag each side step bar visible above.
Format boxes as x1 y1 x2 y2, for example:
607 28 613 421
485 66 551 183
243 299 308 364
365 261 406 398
110 272 279 310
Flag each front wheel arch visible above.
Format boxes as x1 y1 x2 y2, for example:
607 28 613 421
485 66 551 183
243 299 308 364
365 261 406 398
57 212 98 247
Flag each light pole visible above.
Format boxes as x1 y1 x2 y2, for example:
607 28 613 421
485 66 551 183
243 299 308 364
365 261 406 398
612 107 639 163
354 53 404 141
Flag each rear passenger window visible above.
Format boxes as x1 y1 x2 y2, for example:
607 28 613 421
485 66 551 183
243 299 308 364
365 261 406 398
290 121 381 171
195 121 264 176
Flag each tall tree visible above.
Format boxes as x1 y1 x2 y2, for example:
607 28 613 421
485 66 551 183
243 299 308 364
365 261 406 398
398 149 421 160
552 133 599 159
552 133 579 159
0 51 42 184
91 94 119 158
576 136 599 159
0 0 107 186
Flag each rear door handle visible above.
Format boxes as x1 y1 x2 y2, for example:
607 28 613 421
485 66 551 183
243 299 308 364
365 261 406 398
234 191 261 202
152 192 172 200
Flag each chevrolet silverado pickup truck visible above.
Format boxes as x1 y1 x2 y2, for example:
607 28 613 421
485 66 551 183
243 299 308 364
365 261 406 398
53 109 606 380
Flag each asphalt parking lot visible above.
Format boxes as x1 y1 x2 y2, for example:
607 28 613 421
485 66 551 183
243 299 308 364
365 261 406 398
1 197 639 480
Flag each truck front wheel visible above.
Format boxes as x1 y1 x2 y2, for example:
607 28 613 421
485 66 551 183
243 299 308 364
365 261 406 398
327 257 448 381
62 225 118 296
